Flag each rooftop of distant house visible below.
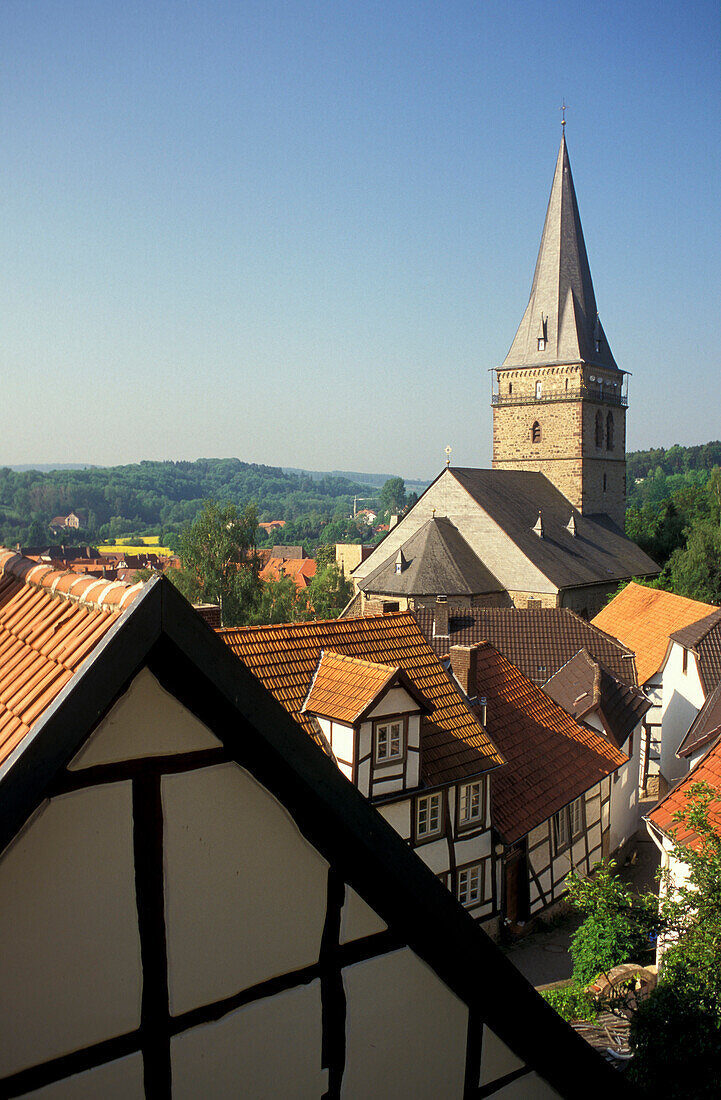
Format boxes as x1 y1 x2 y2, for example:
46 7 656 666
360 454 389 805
647 737 721 851
592 582 718 685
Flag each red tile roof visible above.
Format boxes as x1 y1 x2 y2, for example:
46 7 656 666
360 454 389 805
0 548 143 769
592 583 717 685
259 557 317 589
467 642 627 844
219 611 504 786
647 739 721 851
302 650 430 725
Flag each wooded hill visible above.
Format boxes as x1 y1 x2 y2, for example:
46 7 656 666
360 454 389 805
0 459 383 549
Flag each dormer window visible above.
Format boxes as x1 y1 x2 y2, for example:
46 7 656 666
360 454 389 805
375 718 403 762
595 338 601 353
537 338 546 351
395 561 402 574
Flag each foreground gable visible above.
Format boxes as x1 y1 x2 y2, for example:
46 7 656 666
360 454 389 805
0 567 633 1099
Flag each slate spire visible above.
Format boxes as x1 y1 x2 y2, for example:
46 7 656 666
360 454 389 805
502 135 618 370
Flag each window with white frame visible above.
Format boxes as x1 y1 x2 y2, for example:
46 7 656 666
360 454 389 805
458 781 483 826
457 864 482 907
375 719 403 762
554 796 584 853
416 792 443 839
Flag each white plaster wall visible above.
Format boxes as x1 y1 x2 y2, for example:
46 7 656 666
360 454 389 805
660 644 705 783
162 763 328 1016
414 837 451 876
479 1026 524 1086
341 948 467 1098
453 831 491 866
69 668 221 769
609 723 642 852
21 1054 145 1099
171 981 324 1099
369 687 418 718
339 886 387 944
378 800 411 840
492 1073 562 1098
0 785 142 1078
353 470 556 595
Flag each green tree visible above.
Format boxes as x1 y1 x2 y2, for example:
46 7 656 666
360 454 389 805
171 500 261 626
664 521 721 603
252 574 305 625
548 784 721 1098
307 562 353 619
379 477 406 517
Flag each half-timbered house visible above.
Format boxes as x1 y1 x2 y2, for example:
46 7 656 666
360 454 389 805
0 548 635 1098
220 613 505 928
446 643 627 924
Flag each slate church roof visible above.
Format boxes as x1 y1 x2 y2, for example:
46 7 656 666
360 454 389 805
358 515 503 597
450 468 658 589
502 134 618 372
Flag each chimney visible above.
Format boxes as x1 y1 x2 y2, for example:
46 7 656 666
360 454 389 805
449 644 482 699
478 696 487 726
433 595 449 638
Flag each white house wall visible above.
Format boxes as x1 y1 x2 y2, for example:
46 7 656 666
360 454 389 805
526 783 607 915
0 668 575 1098
353 470 556 597
584 711 640 852
660 644 705 784
0 784 142 1079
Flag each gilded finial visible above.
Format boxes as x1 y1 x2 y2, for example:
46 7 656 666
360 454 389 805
561 99 568 130
444 445 452 468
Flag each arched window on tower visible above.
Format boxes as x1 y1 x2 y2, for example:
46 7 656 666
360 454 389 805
532 421 541 444
595 411 603 448
606 412 614 451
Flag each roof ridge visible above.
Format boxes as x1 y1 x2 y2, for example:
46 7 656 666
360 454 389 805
0 547 145 613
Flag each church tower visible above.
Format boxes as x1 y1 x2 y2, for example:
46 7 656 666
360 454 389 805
492 134 627 528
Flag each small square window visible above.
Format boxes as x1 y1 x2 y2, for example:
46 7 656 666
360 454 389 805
459 781 483 826
458 864 482 907
537 339 546 351
416 793 443 839
376 720 403 762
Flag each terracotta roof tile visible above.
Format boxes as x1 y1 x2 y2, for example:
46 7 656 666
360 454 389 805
647 739 721 851
466 643 627 843
219 611 504 786
592 582 717 685
0 547 144 768
302 650 399 724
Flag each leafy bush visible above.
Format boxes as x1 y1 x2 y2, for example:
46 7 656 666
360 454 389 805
541 984 598 1023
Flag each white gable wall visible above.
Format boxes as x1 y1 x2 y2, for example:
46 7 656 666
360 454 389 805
660 643 705 785
353 470 556 597
584 711 640 852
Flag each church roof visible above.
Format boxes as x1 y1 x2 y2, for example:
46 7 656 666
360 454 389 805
451 468 658 590
502 135 618 371
358 515 504 597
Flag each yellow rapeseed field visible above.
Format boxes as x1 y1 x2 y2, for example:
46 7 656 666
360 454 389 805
100 541 173 556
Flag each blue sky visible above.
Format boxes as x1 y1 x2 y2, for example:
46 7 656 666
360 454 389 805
1 0 719 479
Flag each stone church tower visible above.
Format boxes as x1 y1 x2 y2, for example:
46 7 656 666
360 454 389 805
492 134 628 529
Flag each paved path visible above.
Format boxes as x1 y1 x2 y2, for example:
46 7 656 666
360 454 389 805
503 815 661 988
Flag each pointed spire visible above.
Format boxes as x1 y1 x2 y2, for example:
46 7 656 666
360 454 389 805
532 511 544 539
394 548 406 574
502 136 618 371
566 513 577 537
